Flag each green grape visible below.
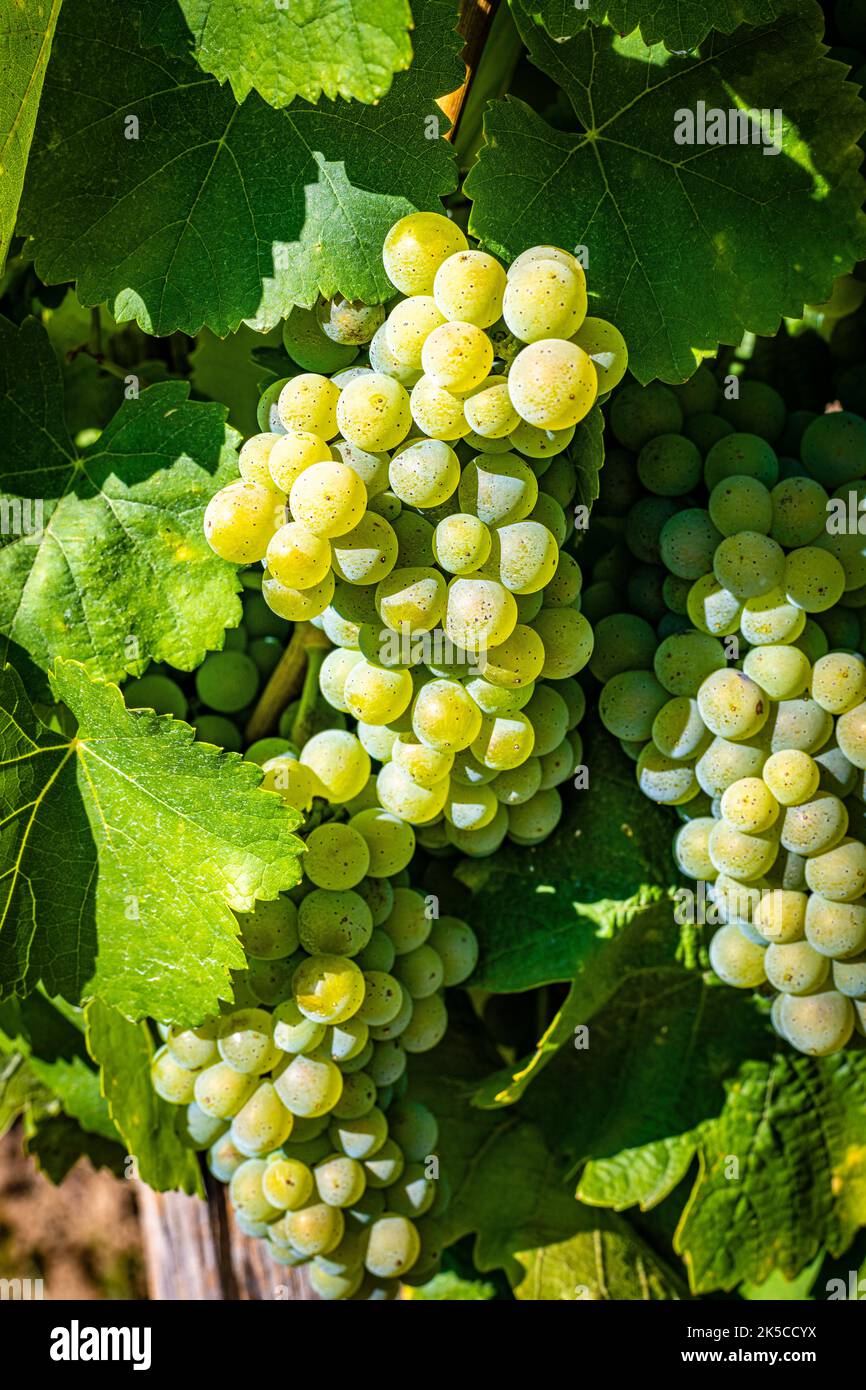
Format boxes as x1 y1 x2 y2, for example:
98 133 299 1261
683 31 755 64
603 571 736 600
151 1045 199 1104
229 1158 283 1224
660 509 722 580
479 625 545 689
493 521 560 596
771 699 833 754
540 453 578 509
697 669 769 740
298 889 373 957
433 249 506 328
686 411 735 454
769 476 828 547
708 820 778 880
284 1202 345 1257
260 754 321 812
446 804 509 856
278 374 341 438
203 481 281 564
508 339 596 431
507 787 563 844
361 1138 405 1192
387 1100 438 1161
718 381 785 442
805 839 866 901
708 476 773 537
196 651 260 714
267 429 332 493
805 895 866 959
421 321 493 394
282 303 359 372
314 1154 367 1208
814 742 858 799
509 419 575 461
637 433 702 496
411 678 481 753
231 1081 293 1158
290 459 367 539
272 1000 327 1054
833 956 866 1000
708 923 768 987
653 631 726 697
376 566 447 634
400 992 448 1052
392 945 445 1000
320 297 384 346
262 1157 315 1212
355 925 397 975
166 1024 218 1073
538 736 579 789
124 674 189 721
387 1162 437 1219
762 749 820 806
275 1052 344 1118
218 1008 280 1075
368 1041 408 1088
610 382 683 451
463 376 519 439
571 316 628 394
185 1102 227 1149
599 670 669 741
368 982 414 1041
589 614 657 683
784 547 846 612
740 587 806 646
704 433 779 489
257 377 291 433
471 711 535 771
349 809 416 877
319 648 365 713
194 1062 257 1119
330 1070 375 1120
458 454 538 528
427 918 478 986
330 512 398 587
330 1106 389 1159
246 736 294 769
355 972 403 1027
264 569 336 622
652 697 710 761
390 440 461 510
300 730 371 804
432 513 492 576
780 793 848 856
713 531 785 600
245 956 296 1007
837 702 866 768
376 761 449 823
502 258 586 342
333 442 390 502
742 645 811 701
266 521 331 591
636 743 698 805
800 411 866 488
391 735 453 790
673 817 716 880
194 715 244 752
752 889 807 944
686 573 742 637
625 497 679 564
382 213 468 296
544 552 582 608
363 1213 420 1278
292 954 366 1025
463 676 534 718
344 658 414 726
778 991 854 1056
720 776 779 833
662 574 692 614
532 608 593 680
522 684 569 756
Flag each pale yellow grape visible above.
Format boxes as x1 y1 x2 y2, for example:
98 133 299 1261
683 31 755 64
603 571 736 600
508 339 596 430
687 574 742 637
506 787 563 844
319 648 365 713
272 1000 326 1054
636 744 699 805
761 749 819 806
463 375 519 439
458 453 538 527
229 1159 281 1223
384 296 445 370
464 675 535 716
778 991 854 1056
330 512 398 586
443 782 499 832
231 1082 293 1158
167 1026 218 1071
494 520 559 593
771 698 833 755
262 1157 314 1212
708 923 767 987
382 212 468 295
697 669 768 740
204 481 280 564
151 1046 198 1104
509 419 575 459
285 1203 345 1257
260 755 322 812
336 373 412 453
238 433 286 492
781 792 848 856
765 941 829 995
471 711 535 771
836 702 866 769
739 587 806 645
708 820 779 880
445 577 518 650
194 1063 257 1119
432 249 506 328
720 777 779 833
450 747 499 785
742 644 810 700
533 608 594 680
333 440 391 497
714 531 785 600
408 376 470 441
392 735 454 789
806 894 866 958
268 430 332 493
369 322 422 387
479 625 545 689
389 439 460 508
571 317 629 394
364 1213 420 1277
812 653 866 714
421 321 493 393
673 818 716 880
218 1008 280 1074
266 522 331 590
412 678 483 752
289 460 366 539
292 954 366 1026
709 874 763 925
262 569 334 621
503 258 587 343
805 839 866 901
446 805 509 856
433 513 491 575
376 566 447 633
508 245 582 279
784 546 846 612
464 428 514 455
314 1153 367 1208
300 729 371 804
344 659 414 726
651 696 709 761
376 761 450 823
278 374 340 438
349 809 416 878
355 971 405 1027
752 889 807 944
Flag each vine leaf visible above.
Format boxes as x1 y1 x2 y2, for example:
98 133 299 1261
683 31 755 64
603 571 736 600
466 6 866 382
85 998 202 1194
0 661 304 1024
0 0 63 269
20 0 462 336
142 0 415 108
528 0 808 54
0 315 243 685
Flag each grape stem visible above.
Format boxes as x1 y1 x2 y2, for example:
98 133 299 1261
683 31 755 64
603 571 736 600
244 622 330 742
291 643 328 748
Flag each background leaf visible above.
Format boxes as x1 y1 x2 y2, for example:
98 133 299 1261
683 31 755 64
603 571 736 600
528 0 808 53
0 0 63 268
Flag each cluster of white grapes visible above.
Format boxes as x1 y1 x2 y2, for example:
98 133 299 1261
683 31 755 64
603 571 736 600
204 212 630 850
590 369 866 1056
151 803 478 1299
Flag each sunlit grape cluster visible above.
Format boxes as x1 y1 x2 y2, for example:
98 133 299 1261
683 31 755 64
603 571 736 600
203 212 629 851
589 367 866 1057
151 805 478 1299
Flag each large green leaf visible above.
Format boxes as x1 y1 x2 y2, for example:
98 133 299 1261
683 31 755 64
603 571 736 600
466 6 866 382
23 1110 126 1182
190 323 281 439
20 0 461 337
0 661 304 1023
85 998 202 1194
0 0 63 269
144 0 415 108
528 0 807 53
0 315 242 684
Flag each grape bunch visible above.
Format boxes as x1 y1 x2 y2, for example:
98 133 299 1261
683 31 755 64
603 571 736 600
203 212 628 850
589 366 866 1057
